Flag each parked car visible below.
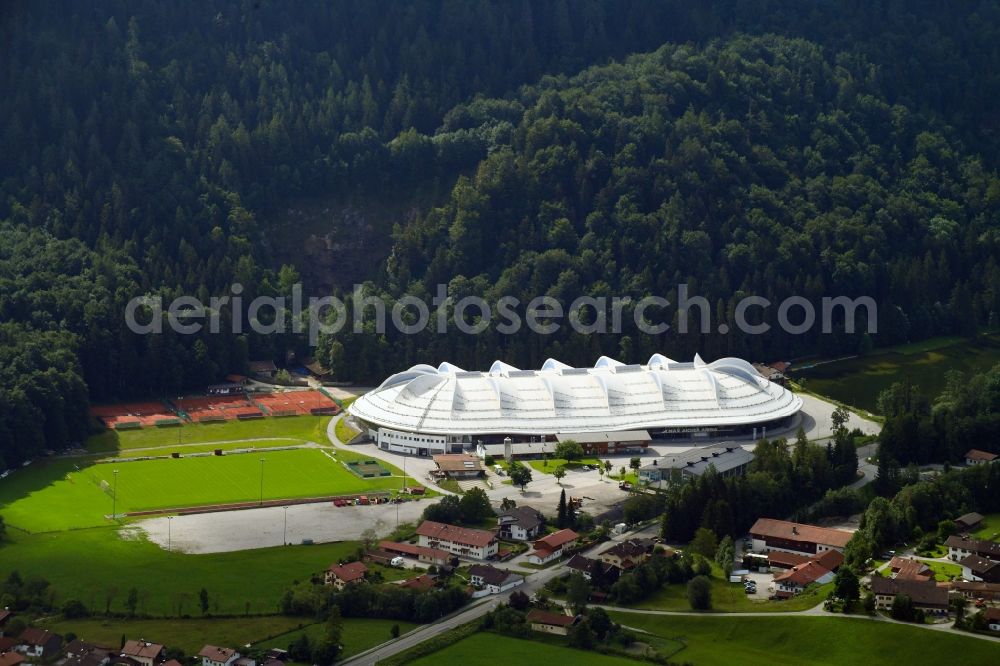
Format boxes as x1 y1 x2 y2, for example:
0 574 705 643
390 556 405 567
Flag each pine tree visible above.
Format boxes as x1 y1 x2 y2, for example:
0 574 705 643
557 489 567 528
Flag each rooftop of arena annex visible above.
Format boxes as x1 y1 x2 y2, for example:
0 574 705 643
347 355 802 436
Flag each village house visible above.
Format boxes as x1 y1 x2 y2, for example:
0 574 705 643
749 518 852 556
247 360 277 379
964 449 998 466
15 629 62 660
887 557 933 581
198 646 245 666
399 574 437 591
951 580 1000 601
324 561 367 590
526 529 578 564
954 512 985 532
945 535 1000 562
870 577 949 614
378 540 451 566
525 609 579 636
773 560 835 597
416 521 499 560
431 454 484 479
598 538 656 570
469 564 524 594
986 607 1000 632
0 653 24 666
63 640 115 666
960 554 1000 583
565 554 620 583
121 641 164 666
496 506 545 541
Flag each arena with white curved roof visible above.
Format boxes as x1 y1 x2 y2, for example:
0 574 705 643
348 355 803 457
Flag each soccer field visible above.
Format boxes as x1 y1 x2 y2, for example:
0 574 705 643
0 449 403 532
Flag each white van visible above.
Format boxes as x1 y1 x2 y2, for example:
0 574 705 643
390 556 405 567
494 465 505 476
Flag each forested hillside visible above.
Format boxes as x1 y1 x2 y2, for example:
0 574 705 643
3 1 1000 459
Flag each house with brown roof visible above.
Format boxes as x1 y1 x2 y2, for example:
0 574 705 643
0 638 18 654
247 360 277 378
527 529 578 564
773 561 835 597
888 557 933 581
951 580 1000 601
432 454 484 479
954 512 985 532
416 521 498 560
324 561 367 590
870 577 949 614
121 641 164 666
63 640 115 666
964 449 998 466
945 535 1000 562
525 609 579 636
198 646 243 666
16 628 62 659
565 554 620 583
0 653 25 666
399 574 437 591
960 554 1000 583
378 540 451 566
497 506 545 541
599 538 656 570
468 564 524 594
749 518 852 556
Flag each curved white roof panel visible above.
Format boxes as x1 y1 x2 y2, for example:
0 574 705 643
349 355 802 436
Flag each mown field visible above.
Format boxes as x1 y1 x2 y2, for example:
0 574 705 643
972 513 1000 541
0 526 358 616
86 415 333 453
606 613 1000 666
407 633 644 666
42 615 415 659
0 448 408 532
792 334 1000 413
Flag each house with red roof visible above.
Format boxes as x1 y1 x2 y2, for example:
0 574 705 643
773 560 836 597
525 609 579 636
964 449 998 466
324 561 368 590
416 521 498 560
527 529 578 564
749 518 852 556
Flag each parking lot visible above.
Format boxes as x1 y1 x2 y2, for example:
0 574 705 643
741 570 775 600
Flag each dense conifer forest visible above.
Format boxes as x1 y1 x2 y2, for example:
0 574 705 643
2 1 1000 462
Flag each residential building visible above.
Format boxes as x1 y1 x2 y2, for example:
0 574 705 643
324 561 367 590
773 560 835 597
247 360 277 379
749 518 852 556
121 641 164 666
198 646 241 666
954 512 985 532
468 564 524 594
964 449 998 466
888 557 932 581
431 454 483 479
870 577 949 614
526 529 578 564
378 540 451 566
415 521 498 560
496 506 545 541
951 580 1000 601
0 611 12 636
945 535 1000 562
960 554 1000 583
525 610 578 636
565 554 620 583
63 640 114 666
0 653 24 666
399 574 437 591
598 538 656 570
986 607 1000 632
639 444 753 486
16 629 62 659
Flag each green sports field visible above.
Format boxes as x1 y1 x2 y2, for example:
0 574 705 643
85 415 332 453
606 613 1000 666
0 448 403 532
407 633 643 666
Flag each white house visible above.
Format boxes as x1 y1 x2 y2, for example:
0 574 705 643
198 646 244 666
469 564 524 594
415 520 498 560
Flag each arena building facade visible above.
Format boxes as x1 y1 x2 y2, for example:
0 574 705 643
347 354 802 457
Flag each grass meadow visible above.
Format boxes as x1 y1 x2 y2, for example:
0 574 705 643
0 526 358 616
407 633 644 666
972 512 1000 541
85 415 333 453
792 334 1000 413
606 613 1000 666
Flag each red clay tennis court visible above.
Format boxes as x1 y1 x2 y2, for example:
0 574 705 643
254 390 341 416
175 394 263 422
90 401 179 428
